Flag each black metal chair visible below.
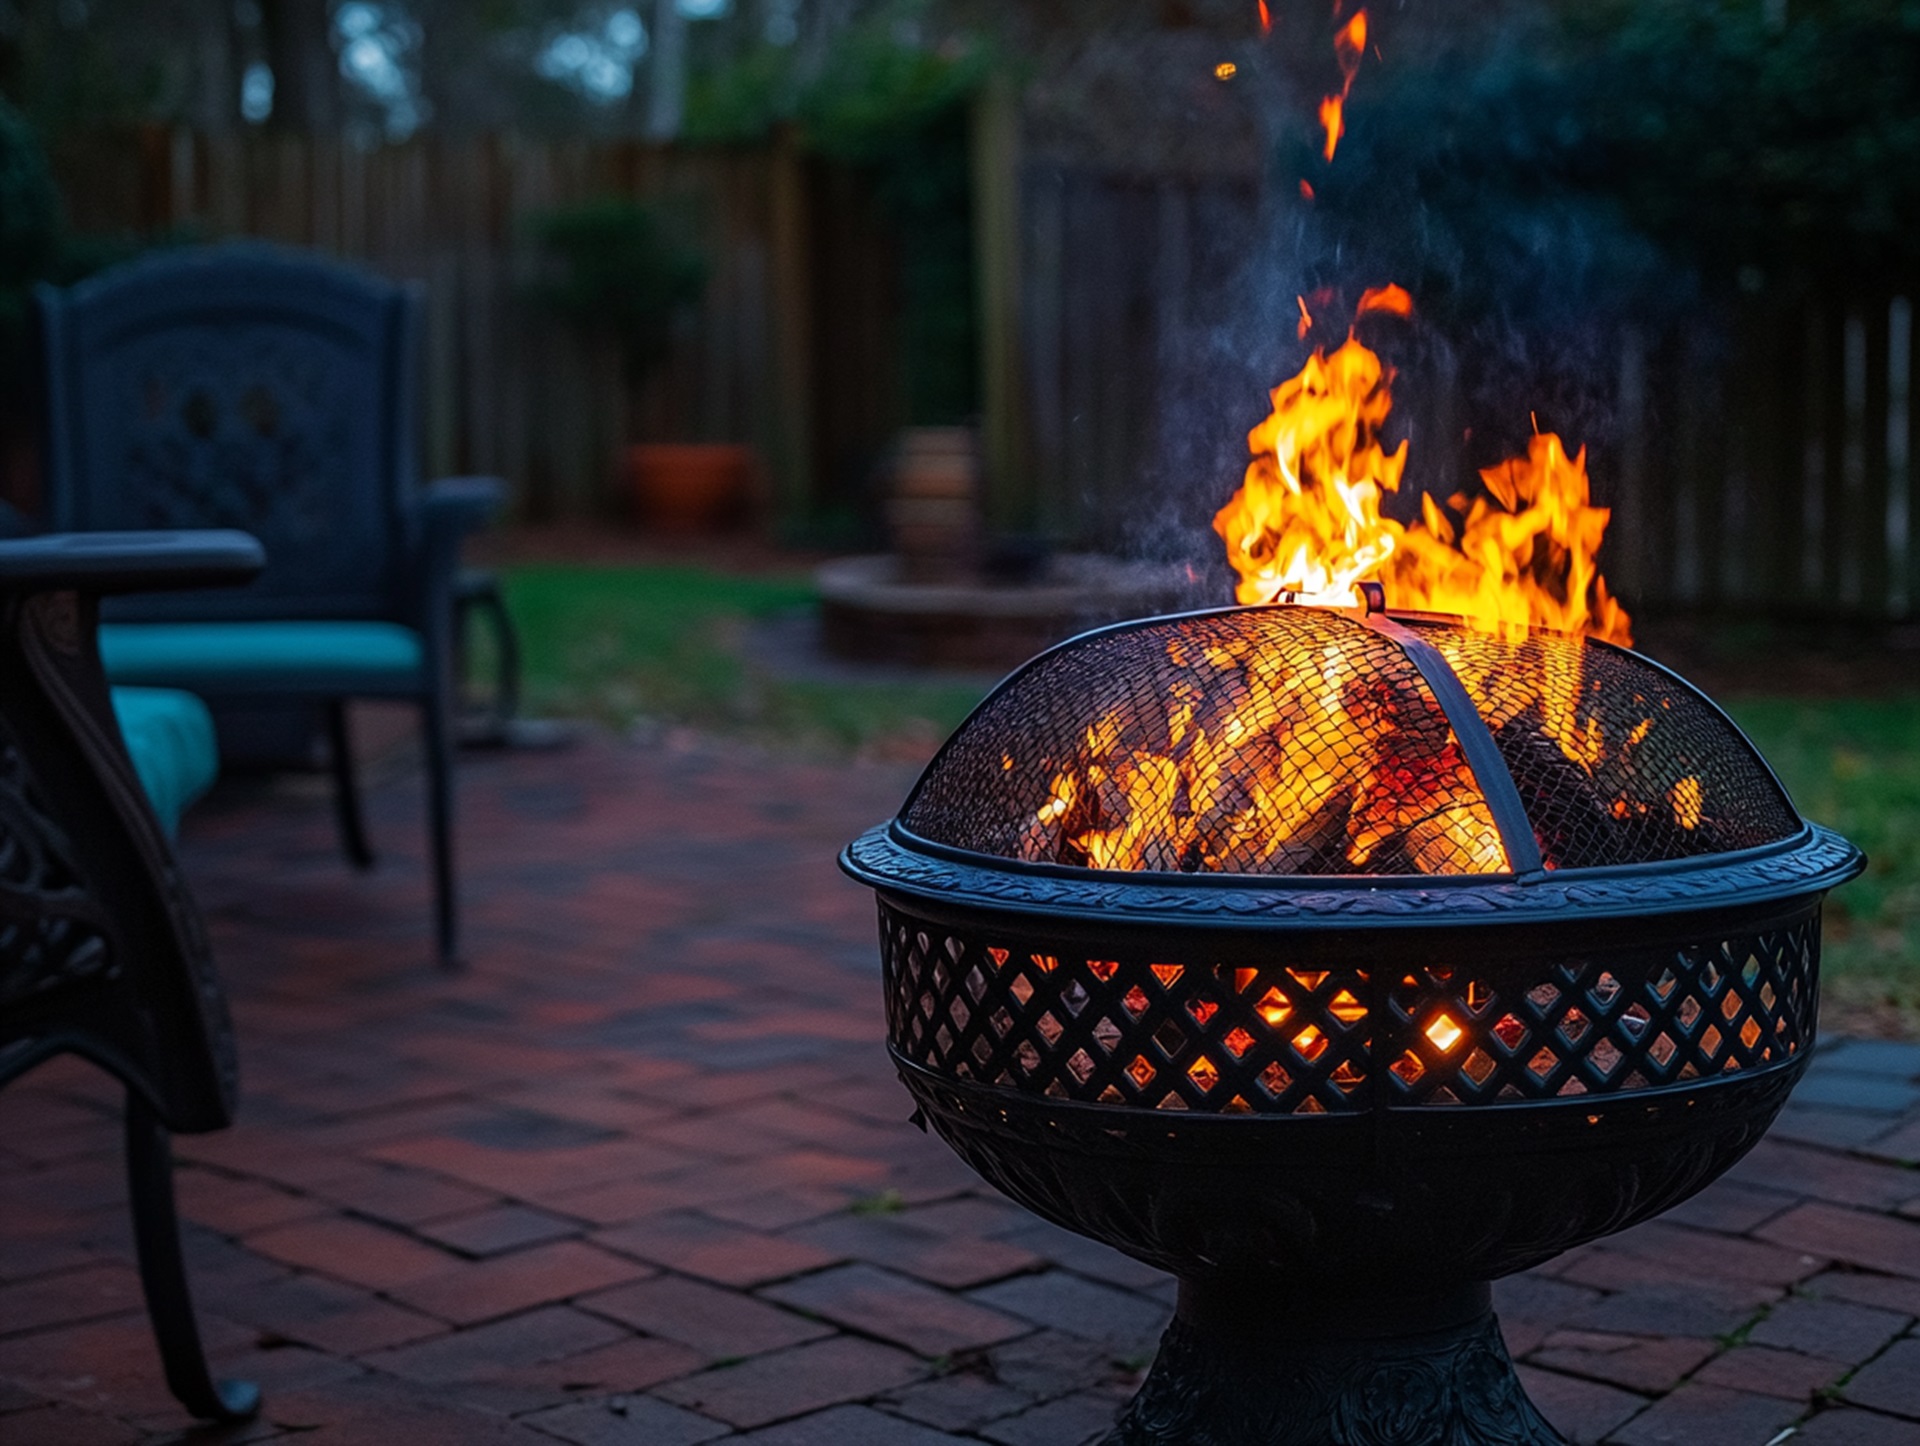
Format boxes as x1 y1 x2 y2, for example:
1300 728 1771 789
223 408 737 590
36 242 505 964
0 529 266 1423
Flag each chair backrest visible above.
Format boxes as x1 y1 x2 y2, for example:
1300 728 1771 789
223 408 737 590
38 242 421 622
0 539 246 1130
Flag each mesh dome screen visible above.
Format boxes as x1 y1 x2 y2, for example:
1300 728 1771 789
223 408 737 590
899 607 1802 877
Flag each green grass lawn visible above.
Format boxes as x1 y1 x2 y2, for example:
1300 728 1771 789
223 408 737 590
1723 694 1920 1022
496 562 1917 1021
497 562 987 755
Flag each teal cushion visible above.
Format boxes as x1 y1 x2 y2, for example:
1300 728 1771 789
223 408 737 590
99 621 424 695
110 686 219 839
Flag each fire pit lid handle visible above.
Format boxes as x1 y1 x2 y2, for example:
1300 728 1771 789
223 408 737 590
1363 613 1547 879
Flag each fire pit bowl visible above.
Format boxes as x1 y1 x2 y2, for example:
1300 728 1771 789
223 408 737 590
841 603 1862 1445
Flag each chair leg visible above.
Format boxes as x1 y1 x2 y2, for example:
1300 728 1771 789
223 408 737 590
422 690 459 968
124 1094 260 1422
327 701 375 871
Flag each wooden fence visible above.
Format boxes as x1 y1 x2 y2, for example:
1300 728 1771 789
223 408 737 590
48 127 902 526
41 125 1919 621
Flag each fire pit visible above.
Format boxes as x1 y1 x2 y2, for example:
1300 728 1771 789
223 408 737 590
840 598 1862 1444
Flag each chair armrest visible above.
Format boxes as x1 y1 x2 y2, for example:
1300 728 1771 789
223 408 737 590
406 478 504 634
421 476 505 528
0 531 266 596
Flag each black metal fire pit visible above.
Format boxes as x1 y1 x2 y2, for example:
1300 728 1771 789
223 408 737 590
841 603 1862 1446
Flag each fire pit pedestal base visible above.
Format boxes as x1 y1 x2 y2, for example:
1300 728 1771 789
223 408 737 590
1106 1281 1563 1446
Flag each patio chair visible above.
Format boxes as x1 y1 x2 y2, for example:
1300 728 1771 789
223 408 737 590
0 528 266 1424
36 242 505 964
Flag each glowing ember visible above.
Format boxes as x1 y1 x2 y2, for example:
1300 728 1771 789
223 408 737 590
1319 8 1369 161
1215 61 1239 80
1426 1014 1465 1052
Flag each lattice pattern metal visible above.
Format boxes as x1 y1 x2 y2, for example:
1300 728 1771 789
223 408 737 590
881 903 1817 1112
902 608 1504 876
1417 623 1801 868
899 606 1801 878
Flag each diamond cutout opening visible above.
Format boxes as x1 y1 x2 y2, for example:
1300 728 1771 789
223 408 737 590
1527 983 1561 1013
1154 1019 1187 1058
1188 1056 1220 1092
1061 981 1091 1017
988 947 1010 968
1528 1047 1558 1080
1557 1008 1590 1047
1589 1039 1622 1077
1010 975 1035 1006
1088 959 1119 981
1066 1048 1096 1084
1233 967 1260 993
1291 1026 1329 1064
1740 1018 1763 1050
1259 1061 1292 1097
1298 1096 1327 1114
1188 999 1219 1026
1462 1048 1497 1085
1648 1032 1677 1067
1127 1056 1157 1089
1223 1094 1253 1114
1721 992 1743 1022
1093 1017 1123 1053
1151 963 1185 989
991 1007 1015 1037
1677 998 1703 1030
971 1037 993 1066
1014 1041 1041 1073
965 967 988 1001
1293 970 1329 990
1493 1014 1526 1051
1122 985 1151 1017
1331 1060 1364 1091
1701 1024 1724 1056
1036 1011 1064 1045
950 1000 971 1030
1590 972 1623 1010
1391 1050 1425 1084
1257 988 1292 1027
1222 1026 1257 1059
1031 953 1058 972
1329 989 1366 1026
1651 966 1679 1000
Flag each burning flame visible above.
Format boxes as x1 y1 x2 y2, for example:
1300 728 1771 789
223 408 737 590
1319 7 1368 161
1214 292 1631 646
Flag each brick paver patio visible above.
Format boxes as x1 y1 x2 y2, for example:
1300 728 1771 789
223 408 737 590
4 729 1920 1444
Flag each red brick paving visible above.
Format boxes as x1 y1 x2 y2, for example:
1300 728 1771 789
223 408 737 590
3 730 1920 1443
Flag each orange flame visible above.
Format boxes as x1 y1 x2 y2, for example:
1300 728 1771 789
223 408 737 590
1319 8 1368 161
1213 290 1631 646
1356 283 1413 318
1258 0 1272 34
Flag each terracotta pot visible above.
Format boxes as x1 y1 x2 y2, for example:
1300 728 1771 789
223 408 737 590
626 444 754 532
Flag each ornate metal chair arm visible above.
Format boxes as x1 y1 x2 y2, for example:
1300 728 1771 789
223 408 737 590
0 531 265 596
